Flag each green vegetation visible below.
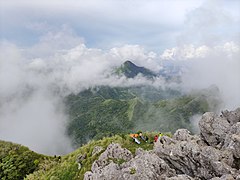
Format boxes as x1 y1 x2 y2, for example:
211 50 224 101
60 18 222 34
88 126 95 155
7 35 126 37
0 140 45 180
108 158 127 165
66 85 212 147
0 61 222 180
65 87 138 146
64 61 218 147
144 95 210 132
115 60 156 78
25 132 157 180
130 168 136 174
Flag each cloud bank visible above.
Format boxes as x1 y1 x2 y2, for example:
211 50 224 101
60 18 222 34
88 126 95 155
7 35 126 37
0 0 239 155
0 32 239 154
0 31 167 155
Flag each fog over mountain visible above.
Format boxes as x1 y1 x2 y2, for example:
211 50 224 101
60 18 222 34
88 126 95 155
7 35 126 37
0 0 239 155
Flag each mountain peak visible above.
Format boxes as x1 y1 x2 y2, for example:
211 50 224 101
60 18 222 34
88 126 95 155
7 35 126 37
123 60 136 66
116 60 156 78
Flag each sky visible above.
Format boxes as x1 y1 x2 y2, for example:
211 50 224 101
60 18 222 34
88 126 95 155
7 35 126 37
0 0 239 155
1 0 239 51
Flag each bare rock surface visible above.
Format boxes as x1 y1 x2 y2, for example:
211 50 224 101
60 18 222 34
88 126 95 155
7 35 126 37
199 112 230 147
84 108 240 180
92 146 104 156
91 143 133 173
222 108 240 125
85 149 176 180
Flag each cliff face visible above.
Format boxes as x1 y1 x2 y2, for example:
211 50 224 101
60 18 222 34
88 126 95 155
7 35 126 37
84 108 240 180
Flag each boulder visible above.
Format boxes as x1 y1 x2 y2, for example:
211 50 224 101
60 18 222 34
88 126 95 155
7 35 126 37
91 143 133 173
154 137 236 179
84 108 240 180
199 112 230 147
223 122 240 159
173 129 192 141
221 108 240 125
84 145 176 180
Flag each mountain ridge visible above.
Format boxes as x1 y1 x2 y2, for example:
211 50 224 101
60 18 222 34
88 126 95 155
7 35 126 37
2 107 240 180
115 60 156 78
65 85 212 147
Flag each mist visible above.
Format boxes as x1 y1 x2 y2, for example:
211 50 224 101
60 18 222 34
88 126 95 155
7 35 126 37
181 43 240 110
161 0 240 111
1 32 239 155
0 37 167 155
0 0 239 155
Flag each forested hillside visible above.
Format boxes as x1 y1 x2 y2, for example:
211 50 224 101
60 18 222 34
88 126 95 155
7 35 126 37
65 86 211 147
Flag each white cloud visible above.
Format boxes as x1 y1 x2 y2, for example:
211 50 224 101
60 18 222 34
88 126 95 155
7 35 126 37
177 0 240 46
0 0 206 50
25 25 84 58
161 42 239 60
1 29 240 154
0 0 239 154
1 0 239 51
110 45 161 71
0 30 166 155
160 41 240 110
0 90 73 155
178 42 240 110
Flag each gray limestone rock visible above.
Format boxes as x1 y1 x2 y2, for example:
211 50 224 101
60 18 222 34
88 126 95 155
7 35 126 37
222 108 240 125
173 129 192 141
167 174 194 180
211 174 235 180
154 138 236 179
92 146 104 156
199 112 230 147
223 122 240 159
84 108 240 180
76 153 86 163
85 147 176 180
91 143 133 173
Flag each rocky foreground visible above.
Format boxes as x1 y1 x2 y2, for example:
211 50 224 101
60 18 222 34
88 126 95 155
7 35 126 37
84 108 240 180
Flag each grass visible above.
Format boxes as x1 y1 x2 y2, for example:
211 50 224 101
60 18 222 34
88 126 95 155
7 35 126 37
108 158 127 165
130 168 136 174
25 131 170 180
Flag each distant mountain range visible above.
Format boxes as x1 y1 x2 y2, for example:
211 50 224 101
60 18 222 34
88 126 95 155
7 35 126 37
64 61 221 147
0 61 225 180
115 60 182 82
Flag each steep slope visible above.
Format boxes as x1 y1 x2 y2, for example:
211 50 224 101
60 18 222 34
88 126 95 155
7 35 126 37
84 107 240 179
65 87 141 146
133 95 209 133
25 133 158 180
64 62 221 148
22 107 240 180
0 140 45 180
65 86 211 147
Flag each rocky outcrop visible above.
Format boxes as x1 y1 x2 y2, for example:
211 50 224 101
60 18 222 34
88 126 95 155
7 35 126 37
223 122 240 159
221 108 240 125
85 148 176 180
90 143 133 173
92 146 104 156
199 112 230 147
154 132 237 179
84 108 240 180
76 153 86 170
